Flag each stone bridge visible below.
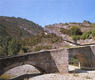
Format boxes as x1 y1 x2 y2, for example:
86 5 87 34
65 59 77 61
0 45 95 76
0 49 68 76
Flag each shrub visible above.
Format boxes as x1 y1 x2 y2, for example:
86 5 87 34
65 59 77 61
64 23 68 25
21 46 28 53
71 35 81 41
21 33 43 46
70 26 82 36
0 46 5 56
34 45 51 52
50 35 62 43
69 57 79 66
34 46 42 51
91 29 95 38
81 32 91 40
60 28 70 35
19 46 29 54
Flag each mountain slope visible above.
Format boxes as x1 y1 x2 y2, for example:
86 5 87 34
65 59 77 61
0 16 44 39
45 21 95 46
0 24 9 37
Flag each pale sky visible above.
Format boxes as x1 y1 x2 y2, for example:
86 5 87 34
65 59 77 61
0 0 95 26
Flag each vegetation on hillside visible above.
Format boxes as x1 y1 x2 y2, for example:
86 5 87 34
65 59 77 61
0 16 43 39
0 16 65 57
0 24 9 37
0 16 45 56
60 26 95 41
20 33 63 52
0 32 63 56
0 37 21 56
1 17 95 57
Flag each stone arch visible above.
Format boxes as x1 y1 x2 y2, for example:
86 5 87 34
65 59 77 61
0 61 47 76
68 46 95 70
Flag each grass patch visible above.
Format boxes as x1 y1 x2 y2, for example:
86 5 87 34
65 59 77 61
0 74 13 80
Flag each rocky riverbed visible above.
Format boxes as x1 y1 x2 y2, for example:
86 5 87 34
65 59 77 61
1 65 95 80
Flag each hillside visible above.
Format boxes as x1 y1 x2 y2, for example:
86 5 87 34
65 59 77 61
1 18 95 57
0 16 44 39
0 24 9 37
45 20 95 45
45 20 93 34
0 16 68 56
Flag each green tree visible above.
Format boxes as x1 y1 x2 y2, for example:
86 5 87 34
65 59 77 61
0 37 11 55
8 38 21 56
0 46 5 56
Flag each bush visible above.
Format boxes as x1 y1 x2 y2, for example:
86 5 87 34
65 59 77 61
19 46 29 54
91 29 95 38
81 31 91 40
20 33 43 46
0 46 5 56
34 45 51 52
71 35 81 41
60 28 70 35
21 46 28 53
34 46 42 51
70 26 82 36
50 35 62 43
69 57 79 66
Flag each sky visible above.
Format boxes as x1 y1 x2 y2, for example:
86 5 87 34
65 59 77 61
0 0 95 26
